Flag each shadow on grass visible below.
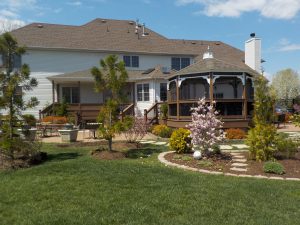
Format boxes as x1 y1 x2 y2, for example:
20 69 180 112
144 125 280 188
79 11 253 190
126 145 165 159
47 152 81 162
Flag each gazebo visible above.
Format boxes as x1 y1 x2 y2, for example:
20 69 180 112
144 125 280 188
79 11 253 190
166 49 258 129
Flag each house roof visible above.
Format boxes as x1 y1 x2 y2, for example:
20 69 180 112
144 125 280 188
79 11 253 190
168 57 260 79
47 66 174 82
11 18 248 69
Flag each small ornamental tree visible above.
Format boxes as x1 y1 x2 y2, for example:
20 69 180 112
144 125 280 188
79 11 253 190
246 75 277 161
0 32 39 163
186 98 224 154
123 116 148 147
91 55 128 151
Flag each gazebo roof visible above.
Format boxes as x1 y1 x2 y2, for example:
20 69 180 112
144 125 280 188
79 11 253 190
168 57 260 79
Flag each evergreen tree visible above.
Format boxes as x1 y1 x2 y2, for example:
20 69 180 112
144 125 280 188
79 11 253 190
0 32 39 160
91 55 128 151
247 75 277 161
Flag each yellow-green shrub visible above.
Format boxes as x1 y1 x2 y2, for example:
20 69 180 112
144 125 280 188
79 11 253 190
152 124 172 138
170 128 192 154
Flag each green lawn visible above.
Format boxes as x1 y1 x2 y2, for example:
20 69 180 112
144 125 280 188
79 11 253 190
0 143 300 225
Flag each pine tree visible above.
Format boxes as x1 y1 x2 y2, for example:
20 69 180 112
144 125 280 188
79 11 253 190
0 32 39 160
91 55 128 151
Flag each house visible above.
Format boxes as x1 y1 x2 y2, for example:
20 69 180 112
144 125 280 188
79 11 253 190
2 18 262 128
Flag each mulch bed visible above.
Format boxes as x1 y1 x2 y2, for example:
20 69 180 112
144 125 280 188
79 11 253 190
165 151 300 178
91 150 126 160
0 151 47 170
57 141 137 149
90 142 138 160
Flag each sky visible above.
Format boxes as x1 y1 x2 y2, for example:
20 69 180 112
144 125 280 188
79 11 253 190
1 0 300 79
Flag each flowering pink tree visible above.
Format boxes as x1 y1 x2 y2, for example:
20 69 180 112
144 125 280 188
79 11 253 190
186 98 224 154
123 116 148 148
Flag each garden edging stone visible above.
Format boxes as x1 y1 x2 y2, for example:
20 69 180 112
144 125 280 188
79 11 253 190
158 151 300 181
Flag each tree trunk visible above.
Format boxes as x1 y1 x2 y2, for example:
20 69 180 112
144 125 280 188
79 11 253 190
108 138 113 151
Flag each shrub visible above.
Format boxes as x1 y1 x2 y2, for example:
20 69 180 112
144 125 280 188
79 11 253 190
246 124 277 161
170 128 192 154
22 114 37 127
225 128 246 139
263 161 285 175
160 103 168 119
42 116 67 124
275 133 298 159
246 76 277 161
291 114 300 127
212 144 221 154
152 124 172 138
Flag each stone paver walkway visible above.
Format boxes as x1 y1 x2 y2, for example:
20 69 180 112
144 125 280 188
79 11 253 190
230 152 248 172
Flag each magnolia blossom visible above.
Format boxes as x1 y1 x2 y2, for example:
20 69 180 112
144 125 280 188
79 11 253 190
123 117 148 144
186 98 224 151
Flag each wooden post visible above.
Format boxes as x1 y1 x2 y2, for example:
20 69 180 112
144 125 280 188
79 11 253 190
209 73 214 104
52 80 55 104
144 109 148 123
176 77 180 120
52 81 55 115
78 81 81 115
155 103 159 122
243 74 248 119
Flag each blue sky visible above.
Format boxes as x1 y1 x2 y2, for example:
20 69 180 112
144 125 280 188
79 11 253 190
1 0 300 79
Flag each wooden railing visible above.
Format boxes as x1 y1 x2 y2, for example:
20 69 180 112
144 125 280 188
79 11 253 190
119 103 135 121
39 103 103 122
143 102 164 125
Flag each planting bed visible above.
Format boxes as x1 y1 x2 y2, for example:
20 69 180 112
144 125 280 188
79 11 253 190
164 151 300 179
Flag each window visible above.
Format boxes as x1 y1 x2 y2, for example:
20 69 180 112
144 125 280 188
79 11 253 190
62 87 79 103
13 54 22 69
171 58 181 71
137 83 149 102
1 54 21 69
160 83 167 101
123 55 139 68
123 56 131 67
132 56 139 67
171 57 190 71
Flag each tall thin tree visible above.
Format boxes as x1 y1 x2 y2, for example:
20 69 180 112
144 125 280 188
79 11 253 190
91 55 128 151
0 32 39 159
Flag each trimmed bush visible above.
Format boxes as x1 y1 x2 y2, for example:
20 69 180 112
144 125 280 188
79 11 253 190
170 128 192 154
42 116 67 124
263 161 285 175
152 125 172 138
275 133 298 159
22 114 37 127
246 124 277 161
160 103 168 119
225 128 246 139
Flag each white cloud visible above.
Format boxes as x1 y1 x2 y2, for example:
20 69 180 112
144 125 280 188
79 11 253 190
67 1 83 6
175 0 300 20
0 18 25 33
0 1 39 33
279 44 300 52
0 0 37 12
277 38 300 52
54 8 63 13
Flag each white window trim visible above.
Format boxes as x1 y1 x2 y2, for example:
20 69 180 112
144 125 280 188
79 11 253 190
136 83 150 102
